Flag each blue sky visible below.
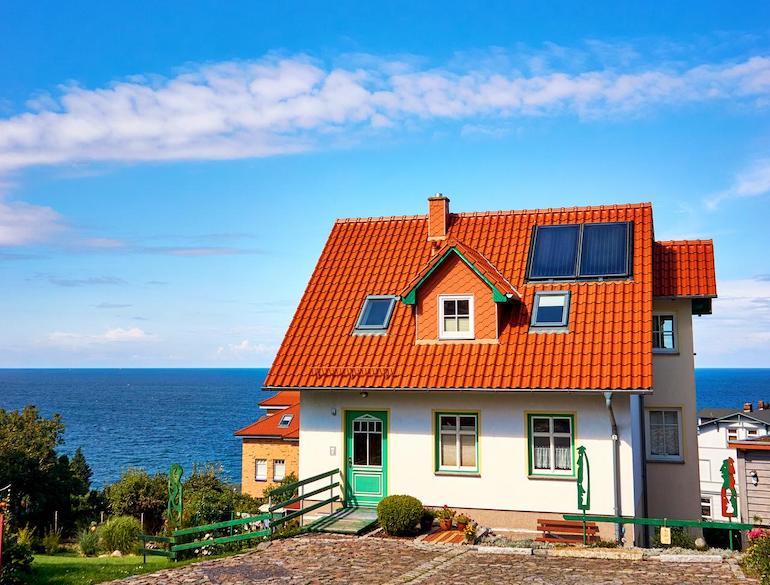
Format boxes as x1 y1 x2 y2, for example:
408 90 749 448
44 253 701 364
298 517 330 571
1 1 770 367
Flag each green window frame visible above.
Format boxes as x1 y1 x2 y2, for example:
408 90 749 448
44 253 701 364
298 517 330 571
435 412 479 473
527 413 576 478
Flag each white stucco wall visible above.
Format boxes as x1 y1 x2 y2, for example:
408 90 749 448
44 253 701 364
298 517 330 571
299 390 638 518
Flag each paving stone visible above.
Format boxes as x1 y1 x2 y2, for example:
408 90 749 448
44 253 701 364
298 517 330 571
108 534 755 585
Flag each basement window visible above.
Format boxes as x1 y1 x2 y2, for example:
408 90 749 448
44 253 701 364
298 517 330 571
278 414 294 428
355 295 397 331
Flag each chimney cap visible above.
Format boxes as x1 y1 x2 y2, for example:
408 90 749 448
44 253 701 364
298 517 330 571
428 192 450 201
744 402 753 412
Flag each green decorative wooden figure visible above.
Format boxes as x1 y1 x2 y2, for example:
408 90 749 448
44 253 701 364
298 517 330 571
168 463 184 528
576 446 590 544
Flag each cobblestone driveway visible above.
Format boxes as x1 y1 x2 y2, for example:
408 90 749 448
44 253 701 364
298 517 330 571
114 535 754 585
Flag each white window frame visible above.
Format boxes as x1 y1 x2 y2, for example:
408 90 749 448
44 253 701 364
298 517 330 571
273 459 286 481
652 313 677 353
645 408 684 462
530 291 571 328
438 295 475 340
701 496 713 519
727 427 738 446
278 414 294 428
437 413 478 472
529 414 575 476
255 458 267 481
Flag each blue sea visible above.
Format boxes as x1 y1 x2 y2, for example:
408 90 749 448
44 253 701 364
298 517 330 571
0 368 769 488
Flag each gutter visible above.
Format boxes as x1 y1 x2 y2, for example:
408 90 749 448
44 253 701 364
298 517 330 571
604 391 623 543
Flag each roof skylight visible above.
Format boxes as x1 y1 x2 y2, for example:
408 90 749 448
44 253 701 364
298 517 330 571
355 295 397 331
278 414 294 428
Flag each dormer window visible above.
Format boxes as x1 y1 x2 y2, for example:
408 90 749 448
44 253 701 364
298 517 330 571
528 222 631 280
278 414 294 428
355 295 397 332
531 291 570 328
439 295 474 340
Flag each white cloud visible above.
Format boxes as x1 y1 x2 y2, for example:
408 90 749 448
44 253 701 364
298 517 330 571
216 339 277 359
0 196 66 245
693 278 770 366
1 52 769 172
706 158 770 209
47 327 153 349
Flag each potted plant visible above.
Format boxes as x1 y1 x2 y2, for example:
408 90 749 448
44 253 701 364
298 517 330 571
420 508 436 532
436 505 455 531
463 522 477 544
455 513 469 531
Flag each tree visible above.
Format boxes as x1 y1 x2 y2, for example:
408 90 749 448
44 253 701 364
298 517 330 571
104 468 167 533
0 406 67 531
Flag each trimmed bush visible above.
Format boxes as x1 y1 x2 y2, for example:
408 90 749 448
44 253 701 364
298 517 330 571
376 495 423 536
101 515 142 554
79 528 101 556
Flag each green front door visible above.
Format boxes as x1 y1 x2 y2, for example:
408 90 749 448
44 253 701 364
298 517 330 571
345 410 388 507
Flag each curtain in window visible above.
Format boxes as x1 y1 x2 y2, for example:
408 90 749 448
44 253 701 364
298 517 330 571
460 434 476 467
534 437 550 469
441 433 457 466
579 223 628 276
530 226 579 278
554 437 571 470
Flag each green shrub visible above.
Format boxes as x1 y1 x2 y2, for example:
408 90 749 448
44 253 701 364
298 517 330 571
41 528 61 555
104 468 167 533
376 495 423 536
101 515 141 554
0 532 33 585
78 527 101 556
745 529 770 584
420 508 436 531
14 526 35 550
651 526 695 549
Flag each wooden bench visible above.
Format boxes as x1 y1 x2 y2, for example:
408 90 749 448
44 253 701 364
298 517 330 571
536 518 600 544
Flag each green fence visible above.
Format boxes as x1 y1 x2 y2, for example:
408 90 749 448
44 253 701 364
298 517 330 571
563 513 757 550
141 468 342 561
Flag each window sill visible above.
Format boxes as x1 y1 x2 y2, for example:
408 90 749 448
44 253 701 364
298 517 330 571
434 471 480 478
528 473 576 481
646 458 684 464
352 329 388 336
529 327 570 334
652 349 679 355
255 478 267 482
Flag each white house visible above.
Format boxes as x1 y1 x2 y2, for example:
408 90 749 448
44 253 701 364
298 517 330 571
264 196 717 544
698 403 770 521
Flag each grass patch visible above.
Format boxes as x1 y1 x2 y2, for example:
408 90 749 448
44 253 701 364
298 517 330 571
31 550 242 585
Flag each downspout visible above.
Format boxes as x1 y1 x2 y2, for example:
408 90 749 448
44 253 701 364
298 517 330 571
604 391 623 543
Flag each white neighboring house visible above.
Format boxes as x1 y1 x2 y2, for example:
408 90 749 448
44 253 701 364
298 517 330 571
697 403 770 521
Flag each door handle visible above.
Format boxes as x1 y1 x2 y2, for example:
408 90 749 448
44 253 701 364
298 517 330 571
348 457 352 465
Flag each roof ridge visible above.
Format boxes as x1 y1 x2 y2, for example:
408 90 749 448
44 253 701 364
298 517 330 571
655 239 714 245
333 202 653 224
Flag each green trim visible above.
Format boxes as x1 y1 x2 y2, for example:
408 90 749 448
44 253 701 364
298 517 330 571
562 514 756 531
434 412 480 473
401 247 509 305
527 413 577 478
345 410 388 506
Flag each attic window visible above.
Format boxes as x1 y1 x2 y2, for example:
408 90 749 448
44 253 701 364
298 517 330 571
528 222 631 280
278 414 294 428
531 291 570 328
355 295 397 331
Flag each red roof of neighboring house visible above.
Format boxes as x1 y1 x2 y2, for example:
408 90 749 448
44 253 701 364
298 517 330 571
258 391 300 408
266 203 659 391
234 403 299 440
653 240 717 298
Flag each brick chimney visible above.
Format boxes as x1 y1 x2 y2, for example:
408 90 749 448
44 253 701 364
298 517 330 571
744 402 753 412
427 194 450 241
760 400 767 411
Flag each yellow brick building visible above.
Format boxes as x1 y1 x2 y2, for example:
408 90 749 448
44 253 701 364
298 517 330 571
235 392 299 498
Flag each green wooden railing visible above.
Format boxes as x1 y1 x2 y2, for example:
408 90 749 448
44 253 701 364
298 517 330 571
563 513 760 550
141 468 342 561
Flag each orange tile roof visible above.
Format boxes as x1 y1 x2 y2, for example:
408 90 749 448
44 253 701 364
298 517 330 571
266 202 660 391
234 403 299 439
258 391 300 408
653 240 717 298
400 238 520 303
